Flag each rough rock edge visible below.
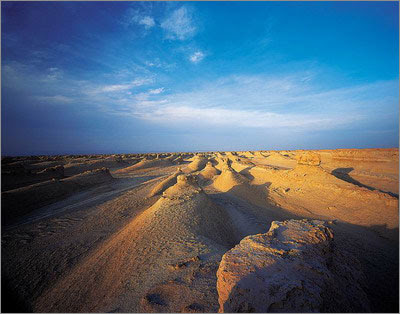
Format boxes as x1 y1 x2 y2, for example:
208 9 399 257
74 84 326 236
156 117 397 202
216 219 370 313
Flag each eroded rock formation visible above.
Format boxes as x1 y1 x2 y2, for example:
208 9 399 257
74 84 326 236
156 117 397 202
296 152 321 166
217 219 370 313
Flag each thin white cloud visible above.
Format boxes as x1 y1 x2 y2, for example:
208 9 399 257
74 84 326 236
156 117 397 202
122 8 155 32
101 84 133 93
189 51 205 63
4 60 396 133
161 7 196 40
36 95 73 104
148 87 164 94
144 59 176 70
109 74 397 131
131 78 154 86
135 99 168 108
140 105 359 129
44 67 63 81
93 78 153 94
138 16 155 29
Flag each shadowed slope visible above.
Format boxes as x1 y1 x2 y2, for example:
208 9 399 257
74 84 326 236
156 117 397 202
34 175 236 313
2 168 114 225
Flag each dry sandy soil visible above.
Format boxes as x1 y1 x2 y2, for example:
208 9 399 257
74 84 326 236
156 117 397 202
1 149 398 312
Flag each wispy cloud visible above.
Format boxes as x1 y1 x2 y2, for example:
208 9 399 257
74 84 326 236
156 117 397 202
139 105 358 129
122 6 198 40
4 59 396 134
144 58 176 70
108 73 397 131
161 7 197 40
138 16 155 29
36 95 74 104
44 67 63 82
2 61 75 94
100 84 134 93
123 8 155 28
148 87 165 94
92 78 153 94
189 51 205 63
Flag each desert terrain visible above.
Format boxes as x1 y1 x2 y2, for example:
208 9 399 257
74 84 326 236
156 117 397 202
1 148 398 312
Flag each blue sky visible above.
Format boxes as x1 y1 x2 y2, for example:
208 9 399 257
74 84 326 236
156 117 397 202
2 1 398 155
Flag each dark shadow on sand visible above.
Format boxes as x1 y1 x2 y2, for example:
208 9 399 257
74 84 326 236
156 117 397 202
331 167 398 198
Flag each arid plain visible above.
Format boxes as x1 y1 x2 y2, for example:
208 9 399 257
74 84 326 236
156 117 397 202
1 148 398 313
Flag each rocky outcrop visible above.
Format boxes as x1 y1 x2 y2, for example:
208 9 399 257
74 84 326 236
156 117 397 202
217 219 370 313
296 152 321 166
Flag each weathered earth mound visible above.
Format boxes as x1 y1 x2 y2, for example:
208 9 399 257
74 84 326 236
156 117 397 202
185 156 209 172
148 168 183 197
198 162 221 181
115 158 172 173
213 156 231 171
217 219 370 313
63 167 113 186
24 160 65 172
36 165 65 177
296 152 321 166
213 164 248 192
64 159 127 176
162 174 203 200
229 158 255 173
